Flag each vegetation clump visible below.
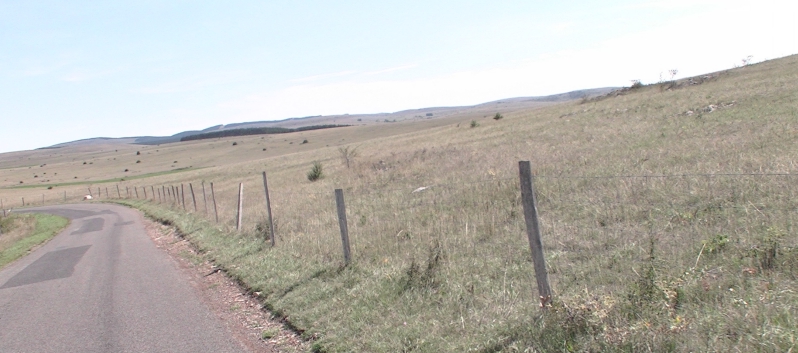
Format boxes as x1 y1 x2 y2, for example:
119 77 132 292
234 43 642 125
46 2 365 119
307 161 324 181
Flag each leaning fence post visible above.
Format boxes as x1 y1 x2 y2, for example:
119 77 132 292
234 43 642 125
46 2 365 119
335 189 352 265
143 186 147 199
116 185 121 198
518 161 552 308
262 172 276 245
236 183 244 231
210 182 219 223
88 187 93 197
201 182 208 215
134 186 139 199
189 183 197 212
181 184 186 211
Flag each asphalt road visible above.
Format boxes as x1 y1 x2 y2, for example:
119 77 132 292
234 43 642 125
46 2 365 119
0 203 246 353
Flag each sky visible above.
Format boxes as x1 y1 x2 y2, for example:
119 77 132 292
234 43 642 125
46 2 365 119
1 0 796 153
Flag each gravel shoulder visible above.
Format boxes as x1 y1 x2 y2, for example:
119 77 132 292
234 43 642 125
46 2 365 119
142 217 308 353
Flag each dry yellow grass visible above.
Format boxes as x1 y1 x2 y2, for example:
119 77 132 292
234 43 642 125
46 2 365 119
3 54 798 351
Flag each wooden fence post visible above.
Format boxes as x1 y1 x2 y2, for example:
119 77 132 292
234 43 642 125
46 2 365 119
210 182 219 223
262 171 276 246
1 199 5 216
335 189 352 265
88 187 93 197
236 183 244 231
106 187 109 199
150 186 155 200
189 183 197 212
201 182 208 215
98 187 101 198
181 184 186 211
518 161 552 308
64 191 67 202
42 194 45 204
116 185 121 198
162 186 166 202
170 186 176 203
134 186 138 199
22 197 25 207
143 186 147 199
126 187 130 198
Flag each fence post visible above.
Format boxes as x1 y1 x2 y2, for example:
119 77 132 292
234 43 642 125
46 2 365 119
106 187 109 199
518 161 552 308
88 187 93 197
170 186 176 203
116 185 121 198
1 199 5 216
210 182 219 223
181 184 186 211
236 183 244 231
150 186 155 200
22 197 25 207
335 189 352 265
201 182 208 215
189 183 198 212
162 186 166 202
262 171 276 246
143 186 147 199
98 187 101 198
64 191 67 202
42 194 45 204
134 186 139 199
126 187 130 198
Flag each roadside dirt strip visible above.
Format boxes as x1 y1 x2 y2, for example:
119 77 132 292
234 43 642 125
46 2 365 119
143 215 307 353
0 203 305 353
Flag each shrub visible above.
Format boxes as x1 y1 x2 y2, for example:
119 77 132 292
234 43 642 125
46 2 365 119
302 139 309 144
470 120 479 128
307 161 324 182
136 151 140 155
232 142 238 146
493 113 504 120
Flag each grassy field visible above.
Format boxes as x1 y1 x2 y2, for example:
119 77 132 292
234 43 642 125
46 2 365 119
0 213 70 269
2 54 798 351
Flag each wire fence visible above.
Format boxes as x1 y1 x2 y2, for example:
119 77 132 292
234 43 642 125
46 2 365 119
3 168 796 303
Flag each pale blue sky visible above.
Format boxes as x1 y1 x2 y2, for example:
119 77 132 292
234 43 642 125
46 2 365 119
1 0 796 153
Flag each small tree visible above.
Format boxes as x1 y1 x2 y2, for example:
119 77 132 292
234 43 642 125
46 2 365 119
338 145 359 169
493 113 503 120
307 161 324 181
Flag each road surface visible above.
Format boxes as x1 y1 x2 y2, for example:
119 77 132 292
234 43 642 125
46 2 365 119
0 203 246 353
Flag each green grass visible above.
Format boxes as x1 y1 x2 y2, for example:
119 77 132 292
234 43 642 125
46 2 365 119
0 213 70 269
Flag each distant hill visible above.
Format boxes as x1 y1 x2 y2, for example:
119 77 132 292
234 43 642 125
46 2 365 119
42 87 618 149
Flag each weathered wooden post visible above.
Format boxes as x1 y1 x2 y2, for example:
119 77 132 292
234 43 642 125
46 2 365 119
105 187 109 199
97 187 101 198
42 194 45 204
116 185 121 198
150 186 155 200
22 197 25 207
64 191 67 202
235 183 244 231
143 186 147 199
518 161 552 308
210 182 219 223
134 186 139 199
335 189 352 265
88 187 93 197
181 184 186 211
201 181 208 215
126 187 130 198
189 183 198 212
262 171 276 246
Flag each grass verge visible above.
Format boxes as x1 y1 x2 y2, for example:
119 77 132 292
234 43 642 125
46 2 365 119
0 213 70 269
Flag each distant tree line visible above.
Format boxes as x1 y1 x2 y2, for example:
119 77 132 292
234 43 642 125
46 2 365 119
180 125 350 142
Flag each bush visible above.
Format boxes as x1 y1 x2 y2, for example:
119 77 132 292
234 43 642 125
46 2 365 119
470 120 479 128
307 161 324 182
232 142 238 146
493 113 504 120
